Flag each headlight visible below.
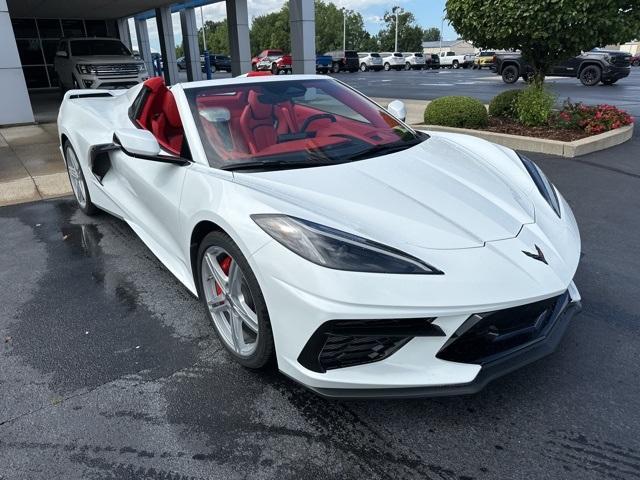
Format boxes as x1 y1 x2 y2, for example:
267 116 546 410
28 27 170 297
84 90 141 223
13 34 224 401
518 154 561 217
252 214 443 275
76 64 96 75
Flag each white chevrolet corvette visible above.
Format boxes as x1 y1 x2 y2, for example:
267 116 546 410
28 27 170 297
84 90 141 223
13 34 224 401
57 74 581 398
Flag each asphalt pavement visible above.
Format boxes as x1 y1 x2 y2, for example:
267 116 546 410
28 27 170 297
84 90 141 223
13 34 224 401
1 131 640 478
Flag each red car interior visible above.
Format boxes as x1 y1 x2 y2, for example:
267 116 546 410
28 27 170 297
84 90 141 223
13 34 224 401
135 77 185 156
187 79 409 165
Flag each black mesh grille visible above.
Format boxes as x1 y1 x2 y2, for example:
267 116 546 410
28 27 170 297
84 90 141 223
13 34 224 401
437 292 569 365
298 317 443 373
318 335 412 371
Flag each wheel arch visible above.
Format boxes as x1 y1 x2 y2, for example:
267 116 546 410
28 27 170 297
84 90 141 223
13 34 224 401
190 219 226 291
500 61 520 74
577 61 601 75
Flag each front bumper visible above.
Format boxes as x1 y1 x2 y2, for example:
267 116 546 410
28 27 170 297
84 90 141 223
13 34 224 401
602 65 630 82
296 289 581 399
76 73 147 89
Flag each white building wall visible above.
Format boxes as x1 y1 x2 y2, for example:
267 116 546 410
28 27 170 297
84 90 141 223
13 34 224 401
0 0 34 125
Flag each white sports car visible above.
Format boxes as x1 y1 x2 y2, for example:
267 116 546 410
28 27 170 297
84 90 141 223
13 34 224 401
57 74 581 398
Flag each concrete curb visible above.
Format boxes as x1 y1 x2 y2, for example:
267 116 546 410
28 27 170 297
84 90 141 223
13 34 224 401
0 171 71 207
417 123 634 157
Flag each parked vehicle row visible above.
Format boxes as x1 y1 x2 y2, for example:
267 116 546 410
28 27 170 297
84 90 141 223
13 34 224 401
494 50 632 86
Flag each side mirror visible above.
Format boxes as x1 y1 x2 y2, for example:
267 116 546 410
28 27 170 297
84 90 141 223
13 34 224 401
112 128 190 166
387 100 407 122
56 50 68 58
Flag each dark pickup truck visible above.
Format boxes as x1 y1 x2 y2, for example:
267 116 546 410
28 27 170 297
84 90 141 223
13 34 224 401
325 50 359 73
494 50 632 86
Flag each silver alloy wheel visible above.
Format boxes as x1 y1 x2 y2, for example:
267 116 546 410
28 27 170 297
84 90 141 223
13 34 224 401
201 246 259 357
66 146 87 209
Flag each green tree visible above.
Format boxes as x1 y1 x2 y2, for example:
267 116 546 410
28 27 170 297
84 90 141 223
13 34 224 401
249 6 291 54
198 19 230 54
314 1 371 52
377 9 425 51
423 27 441 42
446 0 640 85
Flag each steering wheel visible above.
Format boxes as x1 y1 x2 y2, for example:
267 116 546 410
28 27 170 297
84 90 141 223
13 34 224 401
300 113 337 132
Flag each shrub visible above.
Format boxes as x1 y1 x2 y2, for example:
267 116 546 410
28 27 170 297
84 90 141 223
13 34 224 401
488 89 522 118
515 85 555 126
424 96 488 129
554 101 634 135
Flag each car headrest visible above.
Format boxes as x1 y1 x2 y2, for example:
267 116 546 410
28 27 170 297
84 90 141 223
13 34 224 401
247 90 273 120
162 92 181 127
143 76 166 92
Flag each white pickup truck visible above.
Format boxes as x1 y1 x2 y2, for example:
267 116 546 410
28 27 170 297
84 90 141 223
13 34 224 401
438 51 475 69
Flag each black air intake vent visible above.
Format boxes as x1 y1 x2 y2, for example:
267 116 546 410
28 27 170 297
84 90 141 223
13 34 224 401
298 317 444 373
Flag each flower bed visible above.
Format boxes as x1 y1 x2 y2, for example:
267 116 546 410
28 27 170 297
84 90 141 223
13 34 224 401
424 89 634 142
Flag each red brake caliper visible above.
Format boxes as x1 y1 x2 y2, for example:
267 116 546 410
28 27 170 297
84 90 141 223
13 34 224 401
215 256 232 296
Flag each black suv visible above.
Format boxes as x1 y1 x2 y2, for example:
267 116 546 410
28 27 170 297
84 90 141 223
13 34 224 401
325 50 359 73
494 50 631 86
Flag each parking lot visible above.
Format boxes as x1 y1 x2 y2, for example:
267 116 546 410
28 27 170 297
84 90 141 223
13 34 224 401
1 108 640 478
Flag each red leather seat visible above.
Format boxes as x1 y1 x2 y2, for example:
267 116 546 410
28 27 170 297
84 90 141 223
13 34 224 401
135 77 184 156
239 90 277 154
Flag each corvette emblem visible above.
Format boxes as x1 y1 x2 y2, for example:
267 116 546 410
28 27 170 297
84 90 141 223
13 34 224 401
522 245 548 264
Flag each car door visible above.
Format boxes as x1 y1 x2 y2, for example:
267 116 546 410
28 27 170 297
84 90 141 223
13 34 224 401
104 148 188 265
552 56 579 76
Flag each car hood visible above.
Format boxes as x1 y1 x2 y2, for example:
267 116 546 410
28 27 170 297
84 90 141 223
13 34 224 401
234 136 535 250
72 55 140 64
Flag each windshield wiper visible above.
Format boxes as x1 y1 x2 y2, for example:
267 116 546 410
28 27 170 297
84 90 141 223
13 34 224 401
222 159 337 172
345 139 423 162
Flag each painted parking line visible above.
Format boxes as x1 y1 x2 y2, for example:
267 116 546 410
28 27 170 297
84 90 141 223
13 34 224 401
419 83 455 86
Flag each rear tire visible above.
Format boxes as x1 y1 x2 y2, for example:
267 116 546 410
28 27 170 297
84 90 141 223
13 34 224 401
452 60 459 69
197 231 275 370
501 65 519 84
579 65 601 86
405 62 411 71
332 62 340 73
384 62 391 71
360 63 368 72
64 141 97 216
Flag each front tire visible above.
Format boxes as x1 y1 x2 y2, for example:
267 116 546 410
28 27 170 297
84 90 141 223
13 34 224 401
64 141 97 215
384 62 391 71
405 62 411 71
501 65 519 84
360 63 368 72
197 231 275 369
332 62 340 73
579 65 601 86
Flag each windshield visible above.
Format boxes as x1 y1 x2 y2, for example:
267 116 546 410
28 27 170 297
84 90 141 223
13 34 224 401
393 53 403 57
185 78 425 171
70 39 131 56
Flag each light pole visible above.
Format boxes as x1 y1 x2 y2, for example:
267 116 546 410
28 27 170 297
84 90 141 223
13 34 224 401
439 17 445 53
393 6 400 52
200 6 207 52
342 8 347 51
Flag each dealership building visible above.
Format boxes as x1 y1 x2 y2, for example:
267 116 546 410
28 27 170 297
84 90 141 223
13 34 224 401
0 0 316 126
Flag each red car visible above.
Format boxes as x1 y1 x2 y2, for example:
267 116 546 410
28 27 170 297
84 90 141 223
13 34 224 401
256 53 292 74
632 54 640 67
251 49 284 70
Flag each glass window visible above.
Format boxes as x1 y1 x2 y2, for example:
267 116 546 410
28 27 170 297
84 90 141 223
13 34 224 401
70 39 131 56
11 19 38 38
185 79 424 170
16 39 44 65
85 20 108 37
393 53 403 57
36 19 62 38
41 40 61 64
370 53 380 57
61 19 85 36
22 66 49 88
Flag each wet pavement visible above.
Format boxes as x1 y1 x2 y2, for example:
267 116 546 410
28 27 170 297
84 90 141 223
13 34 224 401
1 141 640 479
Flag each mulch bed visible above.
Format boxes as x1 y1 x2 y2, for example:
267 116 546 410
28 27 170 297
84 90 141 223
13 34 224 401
478 117 590 142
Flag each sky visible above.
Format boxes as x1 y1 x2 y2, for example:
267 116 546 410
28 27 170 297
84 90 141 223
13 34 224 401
128 0 454 53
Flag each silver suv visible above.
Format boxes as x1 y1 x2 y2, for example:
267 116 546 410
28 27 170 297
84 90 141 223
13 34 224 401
54 37 148 90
